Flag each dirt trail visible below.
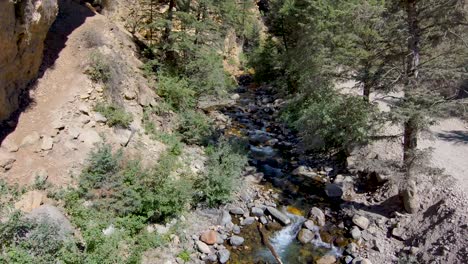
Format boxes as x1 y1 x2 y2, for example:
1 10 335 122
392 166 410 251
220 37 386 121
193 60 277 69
421 118 468 191
0 2 103 185
340 83 468 193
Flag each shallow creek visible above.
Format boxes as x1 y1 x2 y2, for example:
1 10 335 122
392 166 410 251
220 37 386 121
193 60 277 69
220 83 350 263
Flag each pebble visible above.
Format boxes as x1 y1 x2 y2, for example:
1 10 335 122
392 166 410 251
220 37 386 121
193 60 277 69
200 230 217 245
217 210 232 226
251 207 264 217
309 207 326 226
217 249 230 263
196 241 211 254
230 207 245 215
297 228 314 244
350 226 362 240
352 215 370 230
230 236 244 246
241 217 255 226
233 225 241 234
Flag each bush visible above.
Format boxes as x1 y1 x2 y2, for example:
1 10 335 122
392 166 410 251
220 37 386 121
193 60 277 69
195 139 248 206
185 48 235 97
284 88 380 152
178 110 214 145
156 73 196 111
94 103 133 128
79 143 122 192
86 52 111 83
0 213 67 264
78 144 192 223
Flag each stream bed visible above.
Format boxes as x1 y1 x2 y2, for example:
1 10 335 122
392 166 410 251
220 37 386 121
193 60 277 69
219 82 351 263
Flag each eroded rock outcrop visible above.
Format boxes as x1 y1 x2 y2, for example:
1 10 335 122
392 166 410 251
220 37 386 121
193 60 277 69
0 0 58 122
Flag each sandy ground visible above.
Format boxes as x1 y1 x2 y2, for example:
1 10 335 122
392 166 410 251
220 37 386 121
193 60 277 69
339 82 468 193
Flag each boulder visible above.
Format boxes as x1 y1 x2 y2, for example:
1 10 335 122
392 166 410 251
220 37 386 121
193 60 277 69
94 112 107 123
217 249 230 263
68 126 81 139
241 217 255 226
233 225 241 234
14 190 45 213
217 210 232 226
292 166 318 178
0 156 15 171
27 205 73 240
78 104 90 115
230 235 244 246
402 180 419 214
200 230 218 245
266 207 291 225
245 172 264 184
303 220 317 231
229 207 245 215
350 226 362 240
41 136 54 151
309 207 325 226
79 129 102 146
297 228 314 244
325 183 343 198
251 207 264 217
317 255 337 264
114 128 133 146
196 241 211 254
352 215 370 230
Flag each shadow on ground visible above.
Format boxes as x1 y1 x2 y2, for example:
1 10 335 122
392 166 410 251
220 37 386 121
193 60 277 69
0 0 95 145
436 130 468 145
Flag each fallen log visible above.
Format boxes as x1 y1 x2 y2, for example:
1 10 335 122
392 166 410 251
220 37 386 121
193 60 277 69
257 223 284 264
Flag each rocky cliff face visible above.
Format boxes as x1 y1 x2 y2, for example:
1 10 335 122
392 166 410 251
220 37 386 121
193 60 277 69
0 0 58 122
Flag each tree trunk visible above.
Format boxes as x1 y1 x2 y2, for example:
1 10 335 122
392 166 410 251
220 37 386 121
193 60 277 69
403 117 418 169
162 0 176 62
403 0 420 169
402 0 421 214
363 80 371 102
163 0 176 42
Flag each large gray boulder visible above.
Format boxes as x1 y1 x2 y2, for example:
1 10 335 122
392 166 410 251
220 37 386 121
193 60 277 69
266 207 291 225
27 204 73 240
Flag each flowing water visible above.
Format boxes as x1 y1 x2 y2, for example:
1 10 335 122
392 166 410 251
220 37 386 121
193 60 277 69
221 82 349 263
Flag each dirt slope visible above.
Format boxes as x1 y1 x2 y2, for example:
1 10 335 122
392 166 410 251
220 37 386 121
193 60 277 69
0 0 163 186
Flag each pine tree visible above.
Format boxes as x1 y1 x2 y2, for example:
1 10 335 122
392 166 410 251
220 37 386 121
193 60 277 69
383 0 467 213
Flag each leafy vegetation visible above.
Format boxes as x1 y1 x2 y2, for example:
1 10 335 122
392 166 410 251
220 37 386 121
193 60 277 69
86 52 111 84
0 213 68 264
195 140 248 206
94 103 133 128
178 110 214 145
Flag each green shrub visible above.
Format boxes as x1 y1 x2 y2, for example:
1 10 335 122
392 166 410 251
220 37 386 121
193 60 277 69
156 73 196 111
0 212 68 264
86 52 111 83
284 88 381 152
79 143 122 192
94 103 133 128
195 139 248 206
178 110 214 145
79 144 192 223
177 249 191 263
185 48 235 97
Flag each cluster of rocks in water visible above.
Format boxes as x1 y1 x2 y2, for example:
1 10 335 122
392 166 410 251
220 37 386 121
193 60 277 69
190 186 293 263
